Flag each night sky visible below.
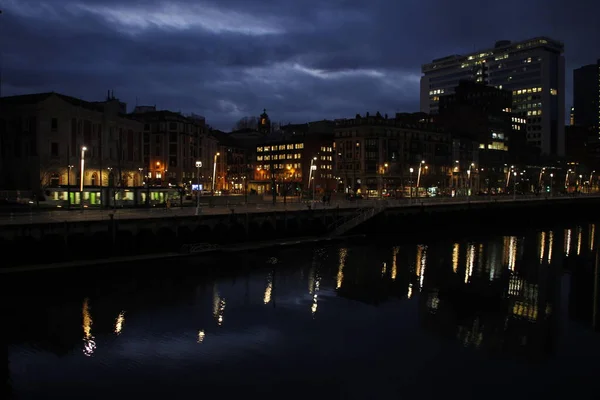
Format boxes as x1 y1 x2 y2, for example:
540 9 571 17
2 0 599 129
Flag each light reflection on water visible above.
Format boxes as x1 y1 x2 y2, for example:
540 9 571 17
4 223 600 398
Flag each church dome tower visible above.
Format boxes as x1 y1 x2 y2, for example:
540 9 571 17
258 108 271 134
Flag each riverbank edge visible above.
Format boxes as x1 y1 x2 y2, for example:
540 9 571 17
0 234 365 274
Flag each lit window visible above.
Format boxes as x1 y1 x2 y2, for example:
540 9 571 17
550 89 557 96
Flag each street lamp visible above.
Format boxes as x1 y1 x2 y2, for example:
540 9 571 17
538 167 546 191
512 171 518 200
416 160 426 194
550 173 553 196
80 146 87 211
195 160 202 215
67 164 74 209
310 157 317 201
565 169 572 190
409 167 414 203
590 170 596 193
212 153 220 193
467 162 475 196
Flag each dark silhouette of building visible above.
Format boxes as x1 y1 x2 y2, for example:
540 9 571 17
573 62 599 129
435 81 528 191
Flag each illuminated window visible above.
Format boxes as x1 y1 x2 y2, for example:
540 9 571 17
261 118 266 125
550 88 557 95
257 147 263 152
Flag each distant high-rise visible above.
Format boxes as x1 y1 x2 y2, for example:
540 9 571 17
421 37 565 156
573 63 599 128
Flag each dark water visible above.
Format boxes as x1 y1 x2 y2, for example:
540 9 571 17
3 224 600 399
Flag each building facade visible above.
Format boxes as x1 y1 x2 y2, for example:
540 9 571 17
421 37 565 156
253 120 335 196
334 112 451 197
210 130 250 193
0 92 143 204
132 107 205 188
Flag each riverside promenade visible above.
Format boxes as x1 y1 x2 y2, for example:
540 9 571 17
0 193 593 226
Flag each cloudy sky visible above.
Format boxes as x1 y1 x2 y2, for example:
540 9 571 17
1 0 599 130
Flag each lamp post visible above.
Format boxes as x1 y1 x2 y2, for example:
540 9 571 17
416 160 426 198
565 169 572 192
242 174 247 204
67 164 73 209
212 152 220 193
513 171 517 200
310 157 317 201
195 160 202 215
538 167 546 191
80 146 87 212
108 167 115 208
467 162 475 196
409 167 414 204
550 173 553 197
590 170 596 193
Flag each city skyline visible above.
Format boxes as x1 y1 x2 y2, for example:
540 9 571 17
1 0 600 130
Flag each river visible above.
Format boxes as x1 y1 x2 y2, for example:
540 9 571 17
3 222 600 399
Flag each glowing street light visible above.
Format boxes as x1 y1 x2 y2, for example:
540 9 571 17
195 160 202 215
80 146 87 211
212 153 220 192
409 167 414 203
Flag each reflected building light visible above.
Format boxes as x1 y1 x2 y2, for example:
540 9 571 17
336 248 348 289
512 301 538 321
507 237 517 271
216 299 226 326
197 330 206 343
263 273 273 305
539 231 546 264
502 237 510 267
452 243 459 273
311 275 321 317
391 247 399 280
478 244 484 273
381 262 387 276
212 284 225 326
418 245 428 291
407 283 413 299
415 245 423 277
308 266 315 295
565 229 572 256
577 226 582 256
548 231 554 264
82 298 96 357
489 243 500 281
465 244 475 284
590 224 596 251
427 291 440 313
212 285 220 318
508 275 523 296
114 311 125 336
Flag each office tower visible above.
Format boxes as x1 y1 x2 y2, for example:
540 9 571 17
421 37 565 156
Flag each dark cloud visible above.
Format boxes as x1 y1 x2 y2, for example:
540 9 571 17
1 0 599 130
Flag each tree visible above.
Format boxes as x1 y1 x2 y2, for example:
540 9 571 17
233 116 258 131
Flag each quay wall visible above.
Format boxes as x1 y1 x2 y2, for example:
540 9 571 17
1 197 598 268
